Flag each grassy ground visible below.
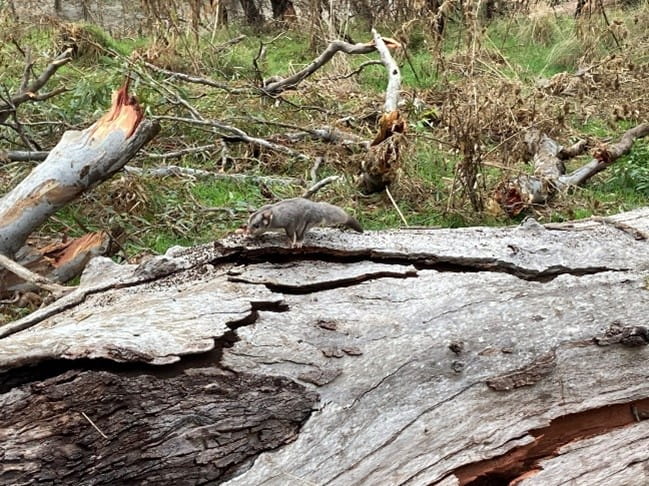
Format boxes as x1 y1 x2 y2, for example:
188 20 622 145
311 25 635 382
0 2 648 266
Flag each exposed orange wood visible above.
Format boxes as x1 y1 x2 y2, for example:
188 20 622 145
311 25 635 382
40 231 109 268
89 78 144 141
454 398 649 485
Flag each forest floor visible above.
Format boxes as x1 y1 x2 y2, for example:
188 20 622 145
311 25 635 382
1 1 648 321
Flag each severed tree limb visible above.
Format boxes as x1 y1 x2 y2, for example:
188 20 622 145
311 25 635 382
496 123 649 217
0 48 73 124
0 78 160 257
262 36 401 96
372 28 401 113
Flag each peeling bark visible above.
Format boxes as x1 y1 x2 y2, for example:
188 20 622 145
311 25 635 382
1 209 649 484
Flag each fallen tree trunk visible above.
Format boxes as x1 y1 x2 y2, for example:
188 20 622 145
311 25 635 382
0 79 160 258
496 123 649 217
1 208 649 484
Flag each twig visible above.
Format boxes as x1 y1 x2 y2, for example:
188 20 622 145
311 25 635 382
385 186 409 227
252 41 267 85
302 175 340 199
0 253 72 296
0 48 73 124
80 411 109 440
320 60 383 81
596 0 621 49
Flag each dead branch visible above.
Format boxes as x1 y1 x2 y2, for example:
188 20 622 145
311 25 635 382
144 144 220 160
321 60 384 81
496 123 649 217
302 175 340 199
1 150 49 162
124 165 301 185
564 123 649 186
262 36 401 96
0 48 73 124
310 156 323 185
142 61 249 93
372 28 401 113
0 79 160 257
358 31 406 195
154 115 309 160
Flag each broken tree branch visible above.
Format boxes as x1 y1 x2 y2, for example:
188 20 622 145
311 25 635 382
0 252 72 296
0 79 160 257
143 144 220 160
564 123 649 186
0 150 49 162
124 165 301 185
154 115 309 160
358 30 406 194
142 61 248 93
372 28 401 113
262 35 401 96
302 175 340 199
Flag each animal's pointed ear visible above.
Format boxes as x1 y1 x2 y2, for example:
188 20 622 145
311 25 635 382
262 210 273 224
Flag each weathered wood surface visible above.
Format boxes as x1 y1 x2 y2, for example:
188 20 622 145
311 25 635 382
1 208 649 485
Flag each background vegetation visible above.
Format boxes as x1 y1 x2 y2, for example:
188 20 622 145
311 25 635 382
0 0 647 262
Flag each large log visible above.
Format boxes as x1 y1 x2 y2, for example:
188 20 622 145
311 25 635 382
1 208 649 484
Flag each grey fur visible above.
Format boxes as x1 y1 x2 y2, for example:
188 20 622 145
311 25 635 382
247 197 363 247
